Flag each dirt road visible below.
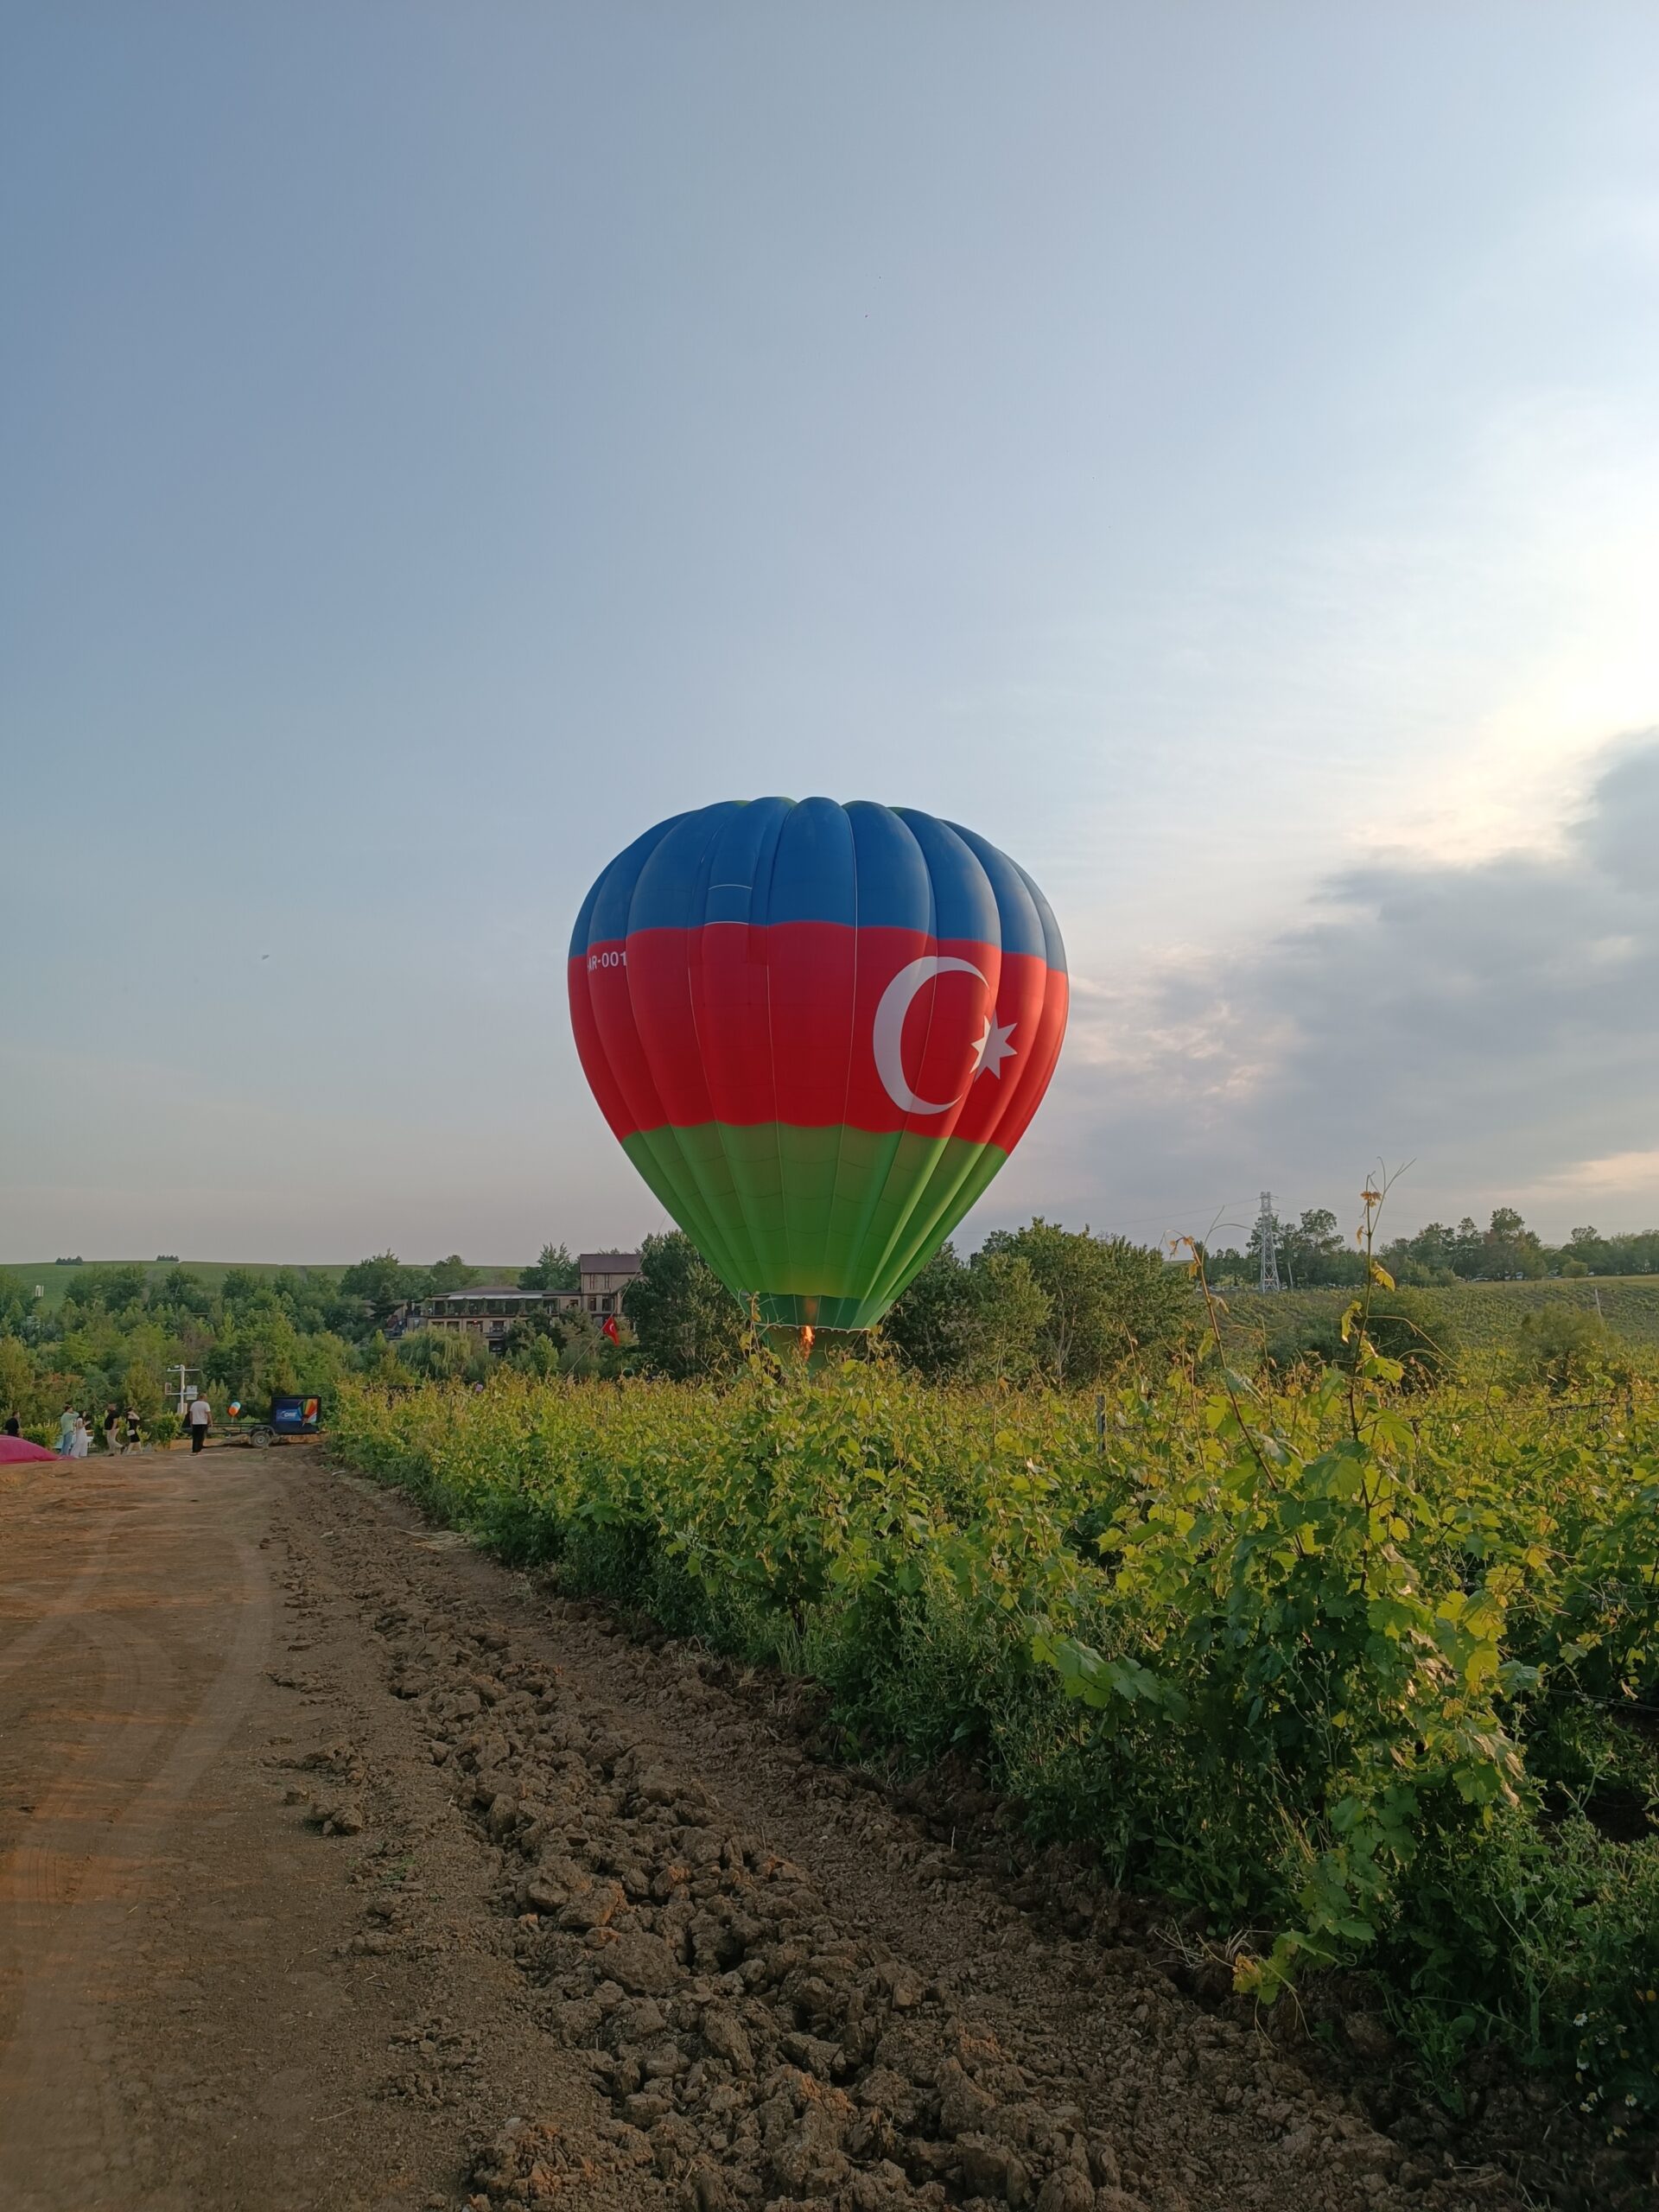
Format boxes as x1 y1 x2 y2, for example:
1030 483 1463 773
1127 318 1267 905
0 1445 1523 2212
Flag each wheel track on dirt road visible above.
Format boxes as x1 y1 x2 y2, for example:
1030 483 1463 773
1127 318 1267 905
0 1465 275 2208
0 1524 114 1693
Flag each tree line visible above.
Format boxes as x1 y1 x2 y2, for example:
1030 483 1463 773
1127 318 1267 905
615 1222 1194 1388
0 1245 644 1439
8 1198 1656 1439
0 1256 493 1442
0 1220 1200 1435
1201 1205 1659 1288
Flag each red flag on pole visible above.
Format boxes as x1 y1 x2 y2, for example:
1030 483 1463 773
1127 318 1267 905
601 1313 620 1344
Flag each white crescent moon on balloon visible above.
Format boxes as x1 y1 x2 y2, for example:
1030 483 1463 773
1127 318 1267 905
872 956 988 1115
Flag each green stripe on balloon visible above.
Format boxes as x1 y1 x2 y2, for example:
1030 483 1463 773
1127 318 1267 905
620 1124 1010 1330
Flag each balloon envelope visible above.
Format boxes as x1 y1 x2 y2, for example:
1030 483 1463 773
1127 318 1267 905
0 1436 61 1463
569 798 1067 1329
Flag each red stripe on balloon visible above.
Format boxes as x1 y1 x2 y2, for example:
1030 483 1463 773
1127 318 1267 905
568 922 1068 1147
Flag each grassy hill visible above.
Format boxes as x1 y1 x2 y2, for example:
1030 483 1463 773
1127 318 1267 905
1 1261 529 1315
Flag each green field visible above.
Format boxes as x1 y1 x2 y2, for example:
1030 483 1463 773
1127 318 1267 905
1 1260 534 1315
1222 1275 1659 1352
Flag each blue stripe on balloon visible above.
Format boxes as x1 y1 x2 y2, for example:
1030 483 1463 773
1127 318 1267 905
571 799 1062 969
569 810 688 956
1018 861 1067 975
629 804 741 938
766 797 857 927
945 819 1065 971
842 803 934 936
891 810 1001 948
702 797 794 925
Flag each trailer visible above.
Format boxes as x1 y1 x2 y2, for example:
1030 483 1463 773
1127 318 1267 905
244 1394 322 1448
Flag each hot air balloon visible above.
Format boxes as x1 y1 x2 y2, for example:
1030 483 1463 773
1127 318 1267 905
568 798 1067 1332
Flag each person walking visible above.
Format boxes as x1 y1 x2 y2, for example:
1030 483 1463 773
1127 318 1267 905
188 1391 212 1453
58 1403 76 1455
103 1405 121 1456
69 1412 90 1459
125 1406 143 1453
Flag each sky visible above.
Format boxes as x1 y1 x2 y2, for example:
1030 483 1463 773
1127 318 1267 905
3 3 1658 1264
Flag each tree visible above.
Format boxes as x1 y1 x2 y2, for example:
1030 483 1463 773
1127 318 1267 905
1411 1223 1459 1276
1451 1217 1484 1279
64 1264 149 1316
505 1330 565 1380
120 1356 164 1429
1483 1207 1546 1281
219 1267 264 1313
1279 1207 1362 1287
520 1243 580 1293
956 1252 1050 1382
622 1232 746 1380
1605 1230 1659 1274
1510 1306 1622 1395
428 1255 477 1294
401 1329 493 1384
0 1335 39 1427
563 1307 636 1377
358 1331 417 1390
207 1305 310 1399
1561 1225 1612 1275
336 1251 430 1332
978 1219 1192 1385
0 1272 32 1337
883 1246 971 1377
885 1244 1050 1382
1381 1222 1459 1287
158 1266 216 1318
1196 1244 1252 1287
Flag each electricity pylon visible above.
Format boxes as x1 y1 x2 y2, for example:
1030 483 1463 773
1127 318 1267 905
1256 1192 1281 1294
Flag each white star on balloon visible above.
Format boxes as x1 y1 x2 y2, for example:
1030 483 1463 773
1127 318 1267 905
970 1014 1018 1079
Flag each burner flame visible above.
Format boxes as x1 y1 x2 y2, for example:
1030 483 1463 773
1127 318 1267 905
800 1325 815 1356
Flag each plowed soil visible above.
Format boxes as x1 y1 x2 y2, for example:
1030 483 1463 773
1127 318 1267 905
0 1445 1546 2212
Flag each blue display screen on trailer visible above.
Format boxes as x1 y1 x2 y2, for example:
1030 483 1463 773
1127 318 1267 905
270 1395 321 1433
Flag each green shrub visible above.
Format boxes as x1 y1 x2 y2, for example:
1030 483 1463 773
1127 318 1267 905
1259 1287 1459 1389
1509 1305 1626 1395
330 1361 1659 2120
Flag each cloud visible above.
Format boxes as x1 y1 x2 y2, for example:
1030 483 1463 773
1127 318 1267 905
1027 734 1659 1243
12 741 1659 1262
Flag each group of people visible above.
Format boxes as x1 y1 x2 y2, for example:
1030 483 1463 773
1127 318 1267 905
3 1394 219 1459
0 1393 224 1461
54 1404 145 1456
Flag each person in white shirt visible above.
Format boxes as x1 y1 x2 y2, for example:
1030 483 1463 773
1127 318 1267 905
188 1394 212 1453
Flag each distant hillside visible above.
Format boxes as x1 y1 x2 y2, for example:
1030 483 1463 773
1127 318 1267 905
1218 1276 1659 1353
1 1261 529 1315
